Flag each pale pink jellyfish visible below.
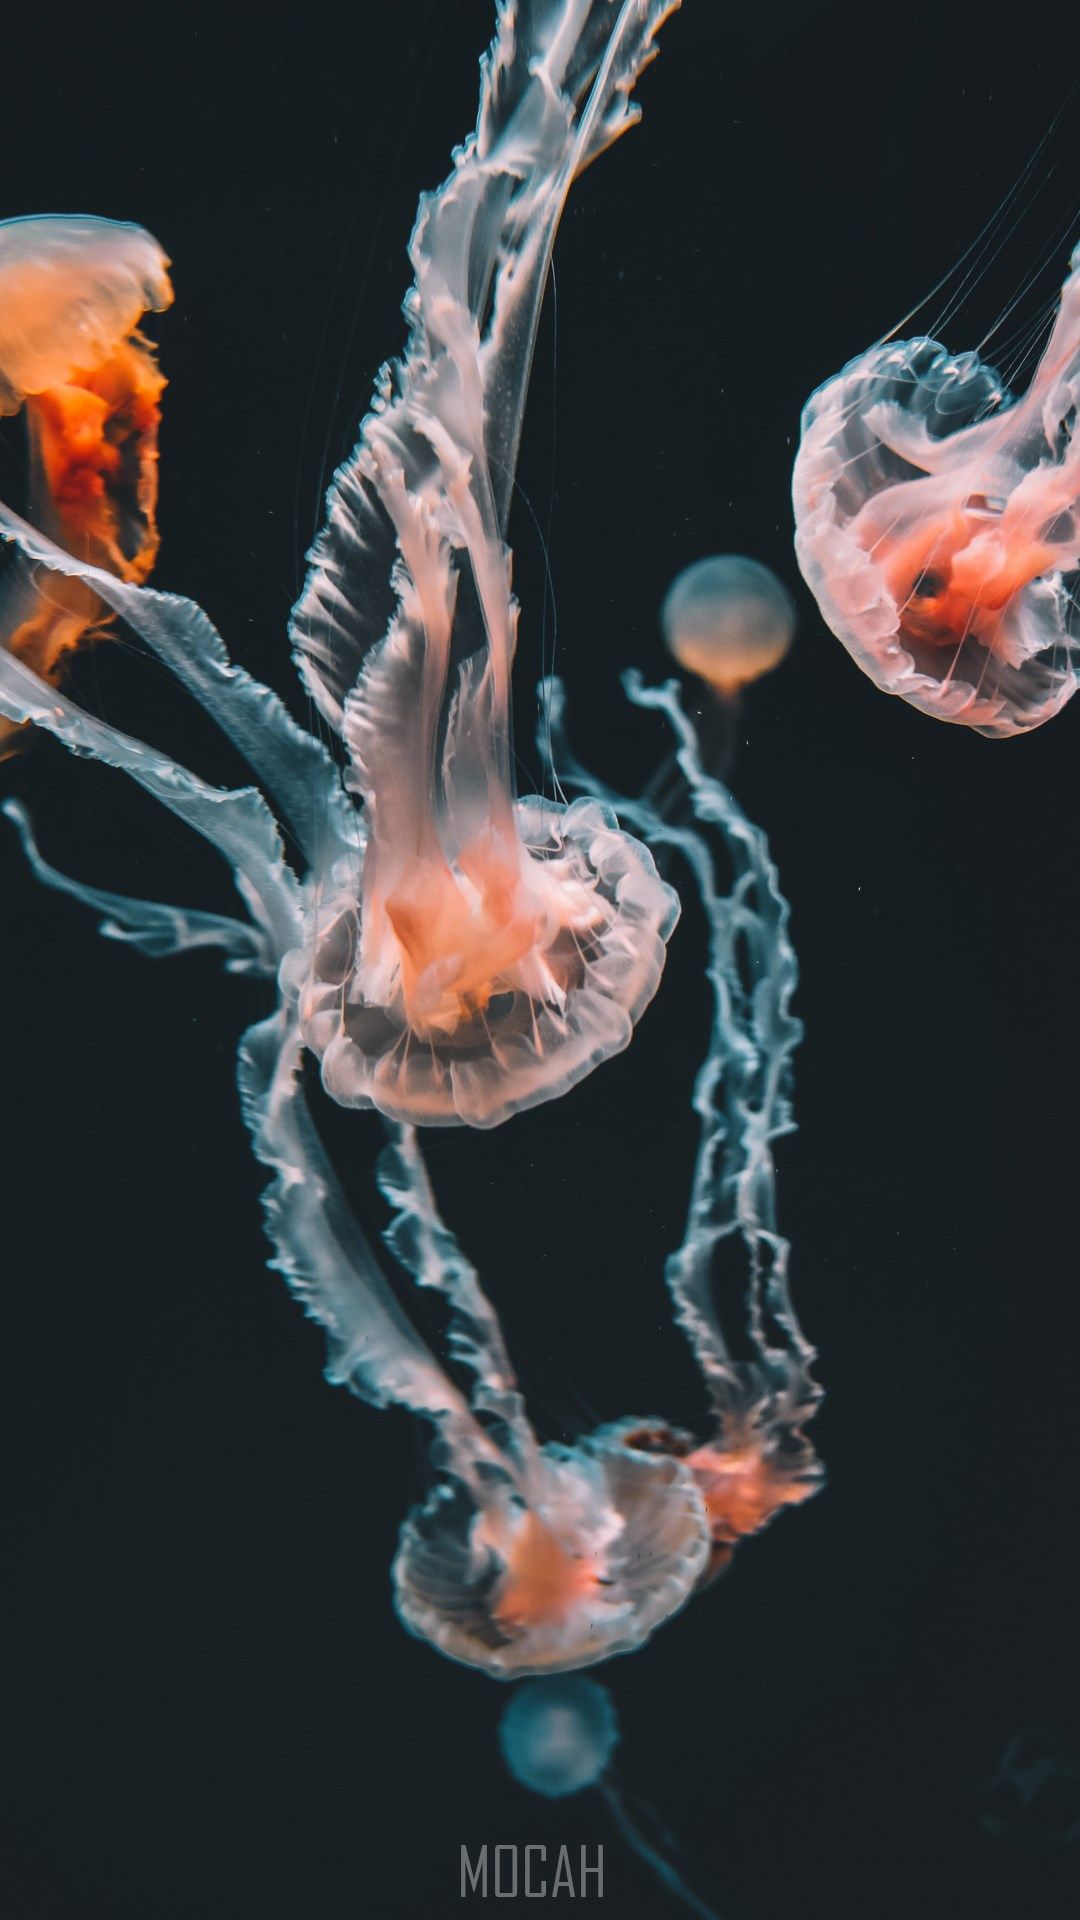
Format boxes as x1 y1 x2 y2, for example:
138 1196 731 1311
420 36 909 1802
240 1010 710 1678
0 216 172 751
793 241 1080 737
283 0 682 1127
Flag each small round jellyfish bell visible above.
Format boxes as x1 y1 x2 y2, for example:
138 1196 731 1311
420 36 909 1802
0 215 172 740
500 1677 619 1797
792 240 1080 736
661 555 796 700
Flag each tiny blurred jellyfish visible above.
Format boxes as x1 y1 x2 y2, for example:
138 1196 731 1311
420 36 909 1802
661 555 795 701
0 216 172 750
793 238 1080 737
0 0 682 1131
499 1679 726 1918
977 1725 1080 1848
500 1676 619 1796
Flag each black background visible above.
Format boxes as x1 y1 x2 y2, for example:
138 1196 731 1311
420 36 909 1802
3 3 1080 1916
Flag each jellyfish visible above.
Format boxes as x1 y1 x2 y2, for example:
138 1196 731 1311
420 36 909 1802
0 215 172 751
656 552 796 784
661 555 795 700
500 1675 619 1796
792 238 1080 737
239 1008 710 1678
0 0 682 1129
544 665 822 1575
499 1678 726 1917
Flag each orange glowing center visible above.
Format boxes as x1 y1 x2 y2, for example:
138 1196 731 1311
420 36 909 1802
382 834 563 1036
491 1512 601 1633
29 335 165 576
687 1438 814 1546
882 504 1057 652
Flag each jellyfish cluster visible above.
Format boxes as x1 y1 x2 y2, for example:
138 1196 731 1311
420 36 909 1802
5 0 1065 1910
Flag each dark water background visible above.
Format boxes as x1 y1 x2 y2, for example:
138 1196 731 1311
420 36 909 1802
3 2 1080 1915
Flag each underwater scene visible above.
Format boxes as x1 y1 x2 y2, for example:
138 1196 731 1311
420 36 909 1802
3 3 1079 1915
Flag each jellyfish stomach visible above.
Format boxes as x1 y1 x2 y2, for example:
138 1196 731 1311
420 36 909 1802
0 338 164 713
859 481 1072 658
362 828 600 1041
482 1505 607 1637
26 335 165 577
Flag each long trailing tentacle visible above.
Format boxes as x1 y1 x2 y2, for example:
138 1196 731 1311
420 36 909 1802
0 641 302 962
0 501 353 872
237 1010 509 1498
543 672 818 1428
3 798 274 973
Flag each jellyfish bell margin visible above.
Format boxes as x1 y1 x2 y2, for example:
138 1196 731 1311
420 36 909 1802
792 237 1080 738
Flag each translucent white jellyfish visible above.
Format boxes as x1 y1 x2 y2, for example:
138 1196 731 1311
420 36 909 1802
0 0 682 1129
0 216 172 750
793 239 1080 737
239 1010 710 1678
499 1678 724 1917
545 668 822 1575
661 555 795 700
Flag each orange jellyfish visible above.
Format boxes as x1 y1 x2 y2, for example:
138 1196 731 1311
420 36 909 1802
0 215 172 750
793 239 1080 736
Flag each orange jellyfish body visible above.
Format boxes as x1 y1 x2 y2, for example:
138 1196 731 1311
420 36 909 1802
793 242 1080 736
0 216 172 746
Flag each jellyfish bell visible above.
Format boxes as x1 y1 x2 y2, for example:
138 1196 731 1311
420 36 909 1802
499 1677 619 1798
283 795 678 1129
394 1428 709 1677
0 214 172 744
792 239 1080 737
661 554 796 700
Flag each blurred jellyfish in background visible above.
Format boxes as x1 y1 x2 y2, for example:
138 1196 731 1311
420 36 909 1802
544 661 822 1578
656 553 794 782
500 1678 727 1917
0 216 172 752
500 1676 619 1796
793 237 1080 738
662 555 795 700
0 0 682 1130
977 1726 1080 1848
